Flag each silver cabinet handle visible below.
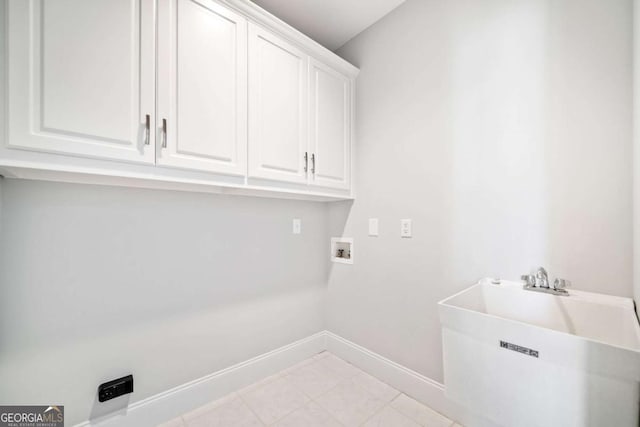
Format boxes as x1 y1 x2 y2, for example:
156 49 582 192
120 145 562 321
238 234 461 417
161 118 167 148
144 114 150 145
304 152 308 173
311 153 315 174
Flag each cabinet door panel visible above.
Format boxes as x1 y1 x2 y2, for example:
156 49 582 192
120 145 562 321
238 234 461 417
248 23 308 184
7 0 155 163
309 59 351 190
156 0 247 175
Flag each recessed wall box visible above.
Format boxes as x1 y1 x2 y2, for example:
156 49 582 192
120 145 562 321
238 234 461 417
331 237 353 264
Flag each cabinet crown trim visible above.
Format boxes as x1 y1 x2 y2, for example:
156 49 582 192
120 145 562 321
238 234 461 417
219 0 359 77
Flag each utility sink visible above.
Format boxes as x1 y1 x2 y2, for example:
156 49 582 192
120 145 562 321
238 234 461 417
438 278 640 427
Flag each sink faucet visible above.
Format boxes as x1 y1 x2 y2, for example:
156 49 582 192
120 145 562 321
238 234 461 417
535 267 549 289
521 267 570 296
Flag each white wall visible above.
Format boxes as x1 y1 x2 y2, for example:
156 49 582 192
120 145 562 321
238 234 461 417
634 0 640 312
0 180 328 425
331 0 633 383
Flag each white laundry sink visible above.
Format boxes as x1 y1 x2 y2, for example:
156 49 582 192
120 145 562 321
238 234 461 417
438 278 640 427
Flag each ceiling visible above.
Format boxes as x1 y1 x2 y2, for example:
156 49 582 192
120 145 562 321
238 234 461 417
250 0 406 51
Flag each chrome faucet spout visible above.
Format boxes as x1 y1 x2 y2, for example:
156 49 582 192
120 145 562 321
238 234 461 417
535 267 549 289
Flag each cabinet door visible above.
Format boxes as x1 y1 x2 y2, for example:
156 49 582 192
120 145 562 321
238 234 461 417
248 23 308 184
309 59 351 190
156 0 247 176
7 0 156 164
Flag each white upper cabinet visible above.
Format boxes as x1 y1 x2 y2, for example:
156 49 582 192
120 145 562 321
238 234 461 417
248 23 309 185
309 59 352 190
156 0 247 176
2 0 358 200
6 0 156 164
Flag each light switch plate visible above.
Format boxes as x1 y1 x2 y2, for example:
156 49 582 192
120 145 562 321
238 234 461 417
293 218 301 234
400 219 412 238
368 218 379 236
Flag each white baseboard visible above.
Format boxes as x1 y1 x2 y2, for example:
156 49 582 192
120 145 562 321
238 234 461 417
75 331 326 427
77 330 494 427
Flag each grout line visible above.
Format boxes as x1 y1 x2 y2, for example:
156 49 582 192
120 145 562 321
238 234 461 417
237 393 267 426
357 401 389 427
315 353 363 380
309 374 347 404
241 366 317 426
308 393 346 427
266 375 312 425
237 371 284 396
297 353 349 426
391 393 457 427
312 378 385 427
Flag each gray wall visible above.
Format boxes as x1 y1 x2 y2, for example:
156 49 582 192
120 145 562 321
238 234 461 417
0 180 328 425
331 0 633 383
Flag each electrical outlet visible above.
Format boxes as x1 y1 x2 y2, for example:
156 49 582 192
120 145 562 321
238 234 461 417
98 375 133 402
368 218 379 236
400 219 412 238
293 218 301 234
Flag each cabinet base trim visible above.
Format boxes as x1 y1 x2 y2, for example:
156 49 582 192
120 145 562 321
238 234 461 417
0 159 353 202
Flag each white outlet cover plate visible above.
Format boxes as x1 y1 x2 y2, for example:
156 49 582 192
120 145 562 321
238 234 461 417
368 218 379 236
401 219 412 238
293 218 301 234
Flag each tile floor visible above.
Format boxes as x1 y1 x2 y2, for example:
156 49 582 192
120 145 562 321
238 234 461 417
158 352 461 427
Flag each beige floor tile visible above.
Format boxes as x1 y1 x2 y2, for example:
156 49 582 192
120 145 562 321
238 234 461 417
349 371 399 403
182 393 239 423
390 394 454 427
315 379 386 426
272 401 342 427
317 354 361 378
156 417 184 427
241 376 310 424
237 374 281 395
183 397 262 427
363 406 421 427
280 357 316 375
284 360 343 398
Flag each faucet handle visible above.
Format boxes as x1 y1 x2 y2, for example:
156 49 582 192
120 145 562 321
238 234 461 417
553 278 571 290
521 274 535 287
535 267 548 279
